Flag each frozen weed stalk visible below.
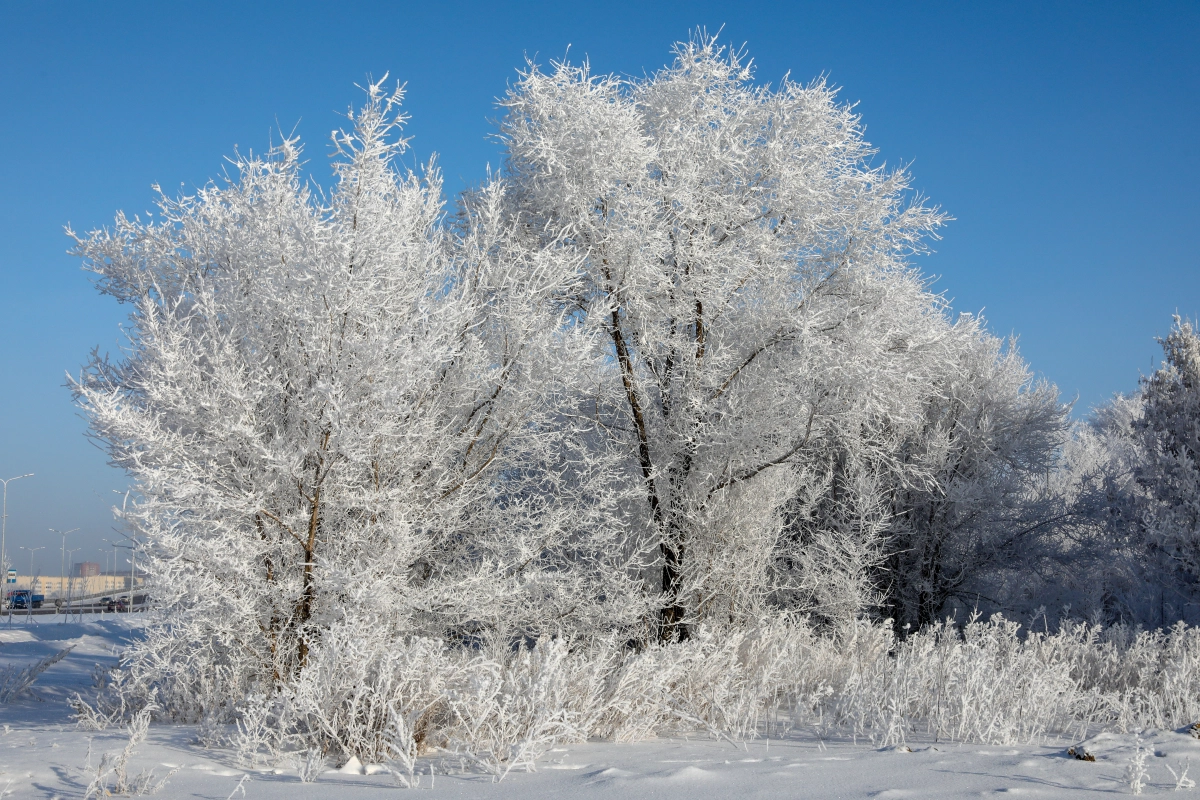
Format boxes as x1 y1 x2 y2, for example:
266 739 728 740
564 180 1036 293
83 708 178 798
1126 736 1150 796
0 646 73 703
385 708 419 788
225 773 250 799
296 748 324 783
1167 758 1196 790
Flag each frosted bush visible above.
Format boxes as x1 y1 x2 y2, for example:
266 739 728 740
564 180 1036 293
78 612 1200 767
818 615 1200 746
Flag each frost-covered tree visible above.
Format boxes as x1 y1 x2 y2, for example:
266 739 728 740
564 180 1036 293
1135 317 1200 577
777 308 1070 632
1020 404 1145 624
72 82 645 731
496 36 947 639
876 318 1068 629
1073 317 1200 626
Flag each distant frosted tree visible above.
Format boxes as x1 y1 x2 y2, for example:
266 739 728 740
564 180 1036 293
1135 317 1200 574
877 318 1068 629
1049 317 1200 627
775 307 1070 631
1096 317 1200 624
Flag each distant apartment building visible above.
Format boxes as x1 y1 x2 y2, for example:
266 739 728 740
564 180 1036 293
74 562 101 577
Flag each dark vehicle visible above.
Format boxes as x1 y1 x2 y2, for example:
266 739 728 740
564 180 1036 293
5 590 44 609
101 596 115 612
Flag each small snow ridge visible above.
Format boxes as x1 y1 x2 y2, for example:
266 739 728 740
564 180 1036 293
666 765 714 781
587 766 634 783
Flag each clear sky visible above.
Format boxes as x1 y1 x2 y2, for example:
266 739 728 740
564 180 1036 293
1 1 1197 572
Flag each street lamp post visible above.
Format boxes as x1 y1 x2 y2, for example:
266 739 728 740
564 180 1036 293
51 527 79 604
65 546 81 621
103 538 137 612
102 547 115 598
0 473 33 599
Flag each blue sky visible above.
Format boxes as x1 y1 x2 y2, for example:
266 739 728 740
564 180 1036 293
1 1 1196 570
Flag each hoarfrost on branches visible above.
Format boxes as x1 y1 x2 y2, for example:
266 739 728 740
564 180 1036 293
496 35 1065 638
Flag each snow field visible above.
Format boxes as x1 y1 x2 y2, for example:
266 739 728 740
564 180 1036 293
6 726 1200 799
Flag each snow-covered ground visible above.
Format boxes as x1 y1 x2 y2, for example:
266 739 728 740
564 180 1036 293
3 616 1197 798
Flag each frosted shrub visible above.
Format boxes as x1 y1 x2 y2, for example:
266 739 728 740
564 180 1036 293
819 615 1200 746
80 611 1200 767
295 748 324 784
232 630 458 765
291 633 452 763
828 616 1080 745
1061 621 1200 731
443 637 605 777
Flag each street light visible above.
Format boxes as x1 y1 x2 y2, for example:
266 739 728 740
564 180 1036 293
51 527 79 605
104 538 137 612
65 546 81 621
0 473 33 595
104 542 115 607
105 548 116 597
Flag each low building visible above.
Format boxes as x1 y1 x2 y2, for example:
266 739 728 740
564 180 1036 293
7 573 144 598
